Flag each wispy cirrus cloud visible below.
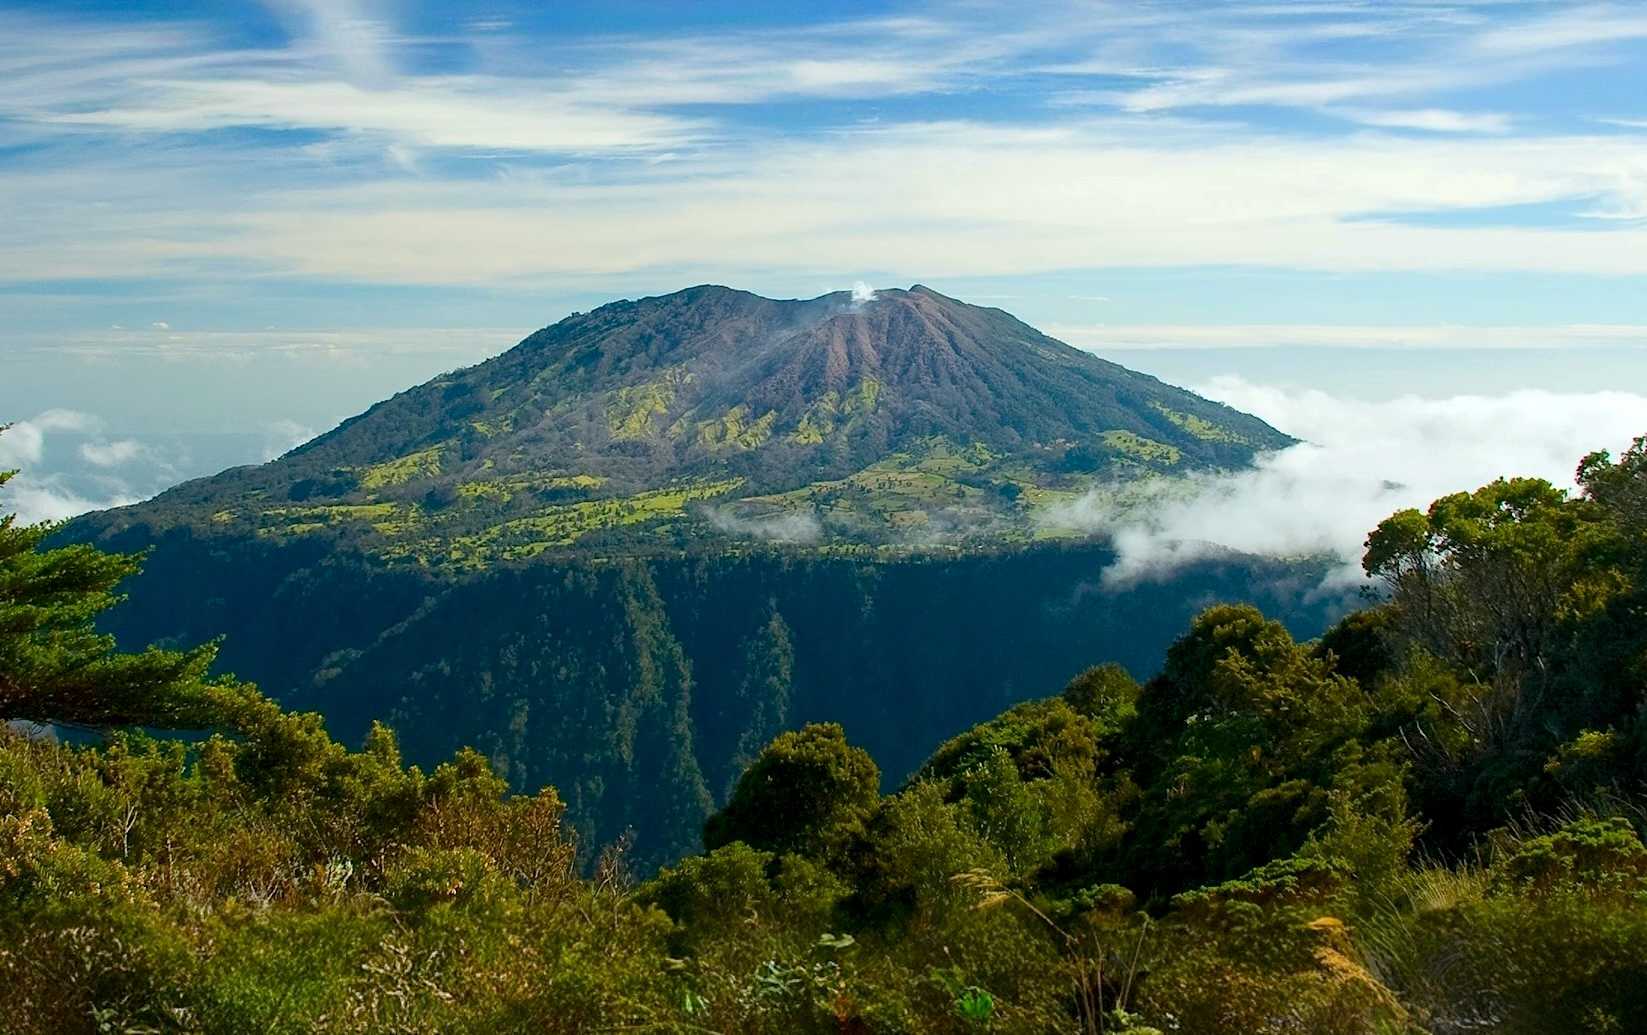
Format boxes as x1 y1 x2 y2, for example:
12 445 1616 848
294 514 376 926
0 1 1644 344
1471 5 1647 57
160 124 1647 283
1338 108 1513 134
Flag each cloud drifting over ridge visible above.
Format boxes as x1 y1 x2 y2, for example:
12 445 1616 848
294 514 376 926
1042 379 1647 587
702 506 823 545
1 477 137 526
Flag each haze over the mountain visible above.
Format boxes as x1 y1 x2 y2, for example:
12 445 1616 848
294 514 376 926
83 285 1289 561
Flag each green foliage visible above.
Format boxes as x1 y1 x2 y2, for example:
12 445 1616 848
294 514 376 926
1492 816 1647 893
1122 604 1385 895
73 527 1337 867
645 841 780 937
1061 661 1140 726
918 697 1104 790
1358 437 1647 841
961 747 1049 874
705 723 880 858
1 448 235 729
7 433 1647 1032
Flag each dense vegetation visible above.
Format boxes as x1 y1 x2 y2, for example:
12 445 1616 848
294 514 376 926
6 435 1647 1033
70 527 1335 870
72 285 1290 559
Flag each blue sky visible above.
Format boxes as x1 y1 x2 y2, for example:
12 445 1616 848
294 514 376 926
3 0 1647 526
5 0 1647 334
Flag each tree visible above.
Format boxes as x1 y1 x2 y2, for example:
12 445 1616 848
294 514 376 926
0 445 232 729
704 722 879 858
1363 477 1584 691
1578 434 1647 541
725 610 795 795
1062 662 1139 727
1122 605 1387 893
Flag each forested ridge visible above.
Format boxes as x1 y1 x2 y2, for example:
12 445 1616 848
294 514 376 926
75 529 1336 868
5 435 1647 1033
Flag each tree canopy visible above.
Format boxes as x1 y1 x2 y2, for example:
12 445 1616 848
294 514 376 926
1 450 236 730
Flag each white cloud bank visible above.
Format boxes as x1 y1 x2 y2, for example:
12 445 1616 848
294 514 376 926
79 439 145 467
1042 379 1647 588
262 419 317 461
703 506 823 545
0 477 137 525
1 410 139 523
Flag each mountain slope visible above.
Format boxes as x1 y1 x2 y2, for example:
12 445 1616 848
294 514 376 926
78 529 1339 867
79 285 1291 561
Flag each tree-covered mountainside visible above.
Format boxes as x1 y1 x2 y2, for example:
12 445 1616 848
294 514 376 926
5 437 1646 1034
73 285 1290 560
78 525 1338 869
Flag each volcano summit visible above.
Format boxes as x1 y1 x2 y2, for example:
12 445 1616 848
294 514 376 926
80 285 1290 562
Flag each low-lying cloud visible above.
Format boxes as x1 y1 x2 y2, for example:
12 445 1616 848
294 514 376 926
2 408 335 526
2 410 136 523
0 476 138 525
703 506 823 545
263 419 316 461
79 439 146 467
1042 379 1647 588
0 409 100 467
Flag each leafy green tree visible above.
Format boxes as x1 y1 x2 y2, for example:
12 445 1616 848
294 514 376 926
1061 661 1139 727
916 696 1103 790
1123 605 1391 893
1363 476 1586 697
962 746 1046 874
704 722 879 857
1363 450 1647 835
1577 434 1647 540
1564 437 1647 762
0 452 233 729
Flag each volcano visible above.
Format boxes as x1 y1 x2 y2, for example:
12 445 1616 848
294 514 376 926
79 285 1291 561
